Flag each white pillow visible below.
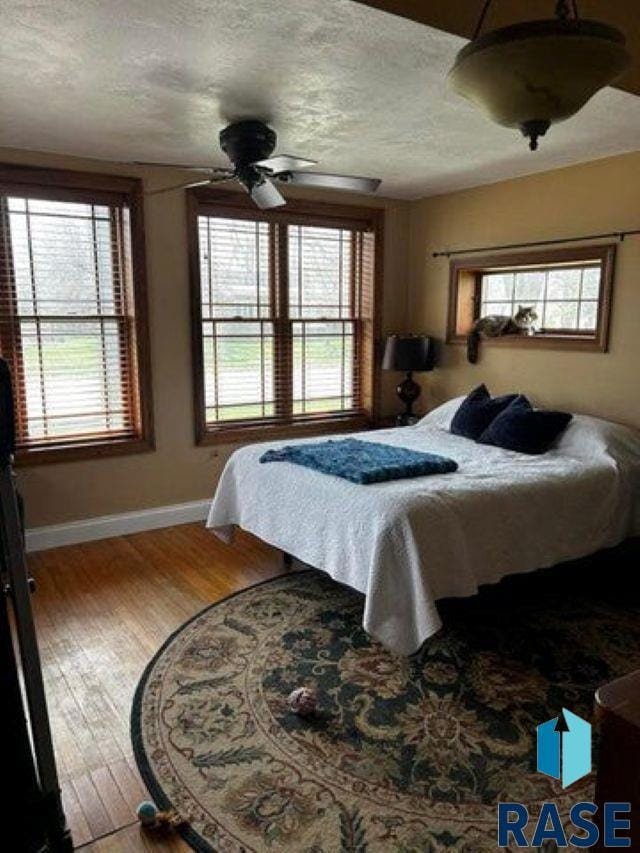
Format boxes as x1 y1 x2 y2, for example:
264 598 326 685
415 396 466 430
557 413 640 465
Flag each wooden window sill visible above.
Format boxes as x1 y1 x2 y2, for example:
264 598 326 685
198 413 372 446
447 333 606 353
14 436 155 467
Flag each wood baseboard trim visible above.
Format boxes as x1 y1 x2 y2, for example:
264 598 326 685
25 499 211 553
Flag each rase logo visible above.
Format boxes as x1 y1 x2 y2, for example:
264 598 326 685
498 710 631 849
537 708 591 789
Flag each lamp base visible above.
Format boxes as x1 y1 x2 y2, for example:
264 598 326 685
396 372 421 425
395 412 420 427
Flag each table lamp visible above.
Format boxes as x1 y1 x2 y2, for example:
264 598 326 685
382 335 435 426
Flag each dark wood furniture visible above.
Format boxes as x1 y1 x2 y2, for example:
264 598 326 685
594 668 640 850
1 358 72 851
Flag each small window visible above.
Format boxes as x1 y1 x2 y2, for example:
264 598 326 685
0 166 153 463
189 190 381 444
447 245 615 351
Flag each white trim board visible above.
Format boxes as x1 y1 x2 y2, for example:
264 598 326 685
25 499 211 553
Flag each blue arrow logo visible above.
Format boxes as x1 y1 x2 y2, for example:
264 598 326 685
537 709 591 788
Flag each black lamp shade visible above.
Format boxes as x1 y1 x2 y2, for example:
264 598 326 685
382 335 435 372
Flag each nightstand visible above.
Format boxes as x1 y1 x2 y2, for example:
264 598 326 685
594 669 640 849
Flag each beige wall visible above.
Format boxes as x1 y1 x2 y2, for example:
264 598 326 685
408 151 640 427
7 147 640 528
1 148 411 527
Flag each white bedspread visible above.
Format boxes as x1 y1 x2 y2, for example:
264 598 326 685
206 405 640 655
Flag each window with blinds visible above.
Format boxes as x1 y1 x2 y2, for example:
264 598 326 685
0 169 152 460
289 225 356 415
199 217 274 423
191 195 380 441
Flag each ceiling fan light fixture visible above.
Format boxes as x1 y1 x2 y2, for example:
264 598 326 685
448 7 631 150
249 177 286 210
235 165 286 209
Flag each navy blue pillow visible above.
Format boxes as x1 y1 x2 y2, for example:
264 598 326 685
479 395 573 455
450 384 519 440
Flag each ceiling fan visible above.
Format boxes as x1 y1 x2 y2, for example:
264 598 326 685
135 120 382 209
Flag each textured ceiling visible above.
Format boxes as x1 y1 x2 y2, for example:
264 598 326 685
2 0 640 199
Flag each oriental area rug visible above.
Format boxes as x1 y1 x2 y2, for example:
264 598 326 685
131 569 640 852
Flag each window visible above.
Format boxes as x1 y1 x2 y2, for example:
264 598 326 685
289 226 357 415
198 216 274 423
189 191 381 443
480 264 602 333
447 245 615 351
0 166 153 462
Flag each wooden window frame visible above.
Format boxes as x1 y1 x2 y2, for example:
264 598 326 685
187 188 384 446
446 244 616 352
0 163 154 465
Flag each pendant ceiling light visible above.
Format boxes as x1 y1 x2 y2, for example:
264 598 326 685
448 0 631 151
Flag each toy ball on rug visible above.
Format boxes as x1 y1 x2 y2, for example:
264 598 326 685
136 801 159 827
136 800 186 831
288 686 317 716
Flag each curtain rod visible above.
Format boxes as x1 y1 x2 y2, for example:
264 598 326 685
432 228 640 258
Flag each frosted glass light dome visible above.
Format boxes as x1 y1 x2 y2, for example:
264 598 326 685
448 17 631 150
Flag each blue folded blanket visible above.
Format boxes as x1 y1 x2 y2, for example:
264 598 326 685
259 438 458 484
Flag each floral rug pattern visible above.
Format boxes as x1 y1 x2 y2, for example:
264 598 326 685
131 570 640 852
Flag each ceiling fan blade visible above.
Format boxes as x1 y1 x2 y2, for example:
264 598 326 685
132 161 232 174
253 154 317 172
145 175 230 195
278 172 381 194
250 178 286 210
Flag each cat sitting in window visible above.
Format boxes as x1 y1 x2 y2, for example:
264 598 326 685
467 305 538 364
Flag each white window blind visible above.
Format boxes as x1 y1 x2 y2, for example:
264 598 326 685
199 217 274 422
289 225 356 415
196 212 376 431
0 191 145 452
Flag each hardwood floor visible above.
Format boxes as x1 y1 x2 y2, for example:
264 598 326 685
28 523 285 851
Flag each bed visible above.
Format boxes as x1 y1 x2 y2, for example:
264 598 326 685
206 398 640 655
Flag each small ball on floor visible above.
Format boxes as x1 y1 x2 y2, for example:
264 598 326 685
137 801 159 827
288 686 317 716
136 801 186 831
